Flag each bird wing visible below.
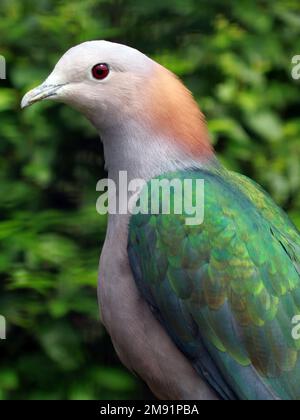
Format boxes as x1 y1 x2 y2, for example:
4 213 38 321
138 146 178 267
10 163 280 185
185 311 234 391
127 168 300 400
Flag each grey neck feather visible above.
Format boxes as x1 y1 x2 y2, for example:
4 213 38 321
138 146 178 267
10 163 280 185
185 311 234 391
96 118 215 235
99 119 205 185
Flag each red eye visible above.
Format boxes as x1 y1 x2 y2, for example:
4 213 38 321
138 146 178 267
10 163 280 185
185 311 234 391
92 63 110 80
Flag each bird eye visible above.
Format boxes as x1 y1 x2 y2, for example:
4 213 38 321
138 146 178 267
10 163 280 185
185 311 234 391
92 63 110 80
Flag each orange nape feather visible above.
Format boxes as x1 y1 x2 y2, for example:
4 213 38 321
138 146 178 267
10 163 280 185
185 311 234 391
144 64 214 159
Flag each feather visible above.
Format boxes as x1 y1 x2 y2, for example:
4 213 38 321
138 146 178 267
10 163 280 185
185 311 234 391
128 167 300 400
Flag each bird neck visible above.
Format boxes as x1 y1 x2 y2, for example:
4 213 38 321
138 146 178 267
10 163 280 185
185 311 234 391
143 65 214 160
99 118 216 186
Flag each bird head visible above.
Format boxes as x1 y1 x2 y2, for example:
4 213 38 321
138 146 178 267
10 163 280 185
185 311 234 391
21 41 155 126
21 40 212 159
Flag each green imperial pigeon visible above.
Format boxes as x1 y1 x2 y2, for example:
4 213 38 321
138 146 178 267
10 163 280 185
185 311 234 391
21 41 300 400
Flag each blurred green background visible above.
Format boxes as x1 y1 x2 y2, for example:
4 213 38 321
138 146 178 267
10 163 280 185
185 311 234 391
0 0 300 400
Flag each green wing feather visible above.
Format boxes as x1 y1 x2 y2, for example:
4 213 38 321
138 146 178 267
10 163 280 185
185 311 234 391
128 166 300 400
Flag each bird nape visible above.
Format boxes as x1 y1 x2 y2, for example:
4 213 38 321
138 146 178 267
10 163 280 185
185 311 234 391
21 40 300 401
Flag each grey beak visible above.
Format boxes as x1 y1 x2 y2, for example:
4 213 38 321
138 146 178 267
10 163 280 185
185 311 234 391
21 83 65 109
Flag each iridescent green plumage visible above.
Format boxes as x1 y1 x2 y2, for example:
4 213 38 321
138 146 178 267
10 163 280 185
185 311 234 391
128 165 300 400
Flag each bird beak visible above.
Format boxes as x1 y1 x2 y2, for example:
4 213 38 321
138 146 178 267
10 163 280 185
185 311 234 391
21 83 66 109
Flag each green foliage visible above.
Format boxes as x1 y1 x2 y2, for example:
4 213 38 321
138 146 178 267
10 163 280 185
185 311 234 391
0 0 299 399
